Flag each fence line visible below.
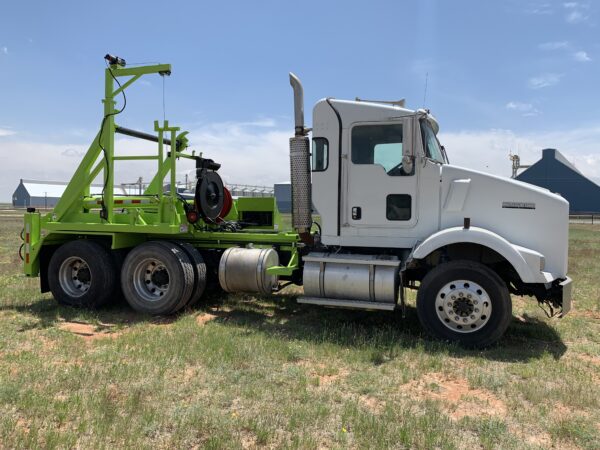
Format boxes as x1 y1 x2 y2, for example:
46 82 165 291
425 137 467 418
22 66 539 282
569 214 599 224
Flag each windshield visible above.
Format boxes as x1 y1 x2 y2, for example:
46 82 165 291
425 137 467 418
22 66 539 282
420 119 446 164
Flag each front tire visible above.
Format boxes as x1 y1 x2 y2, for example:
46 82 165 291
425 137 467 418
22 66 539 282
416 260 512 348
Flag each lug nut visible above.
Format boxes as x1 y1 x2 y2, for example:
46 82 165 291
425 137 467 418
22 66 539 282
474 308 479 313
451 295 456 300
473 300 478 305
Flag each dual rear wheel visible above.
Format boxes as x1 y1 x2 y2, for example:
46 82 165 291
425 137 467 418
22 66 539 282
48 240 207 315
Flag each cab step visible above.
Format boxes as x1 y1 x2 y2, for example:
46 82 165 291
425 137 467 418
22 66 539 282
297 297 396 311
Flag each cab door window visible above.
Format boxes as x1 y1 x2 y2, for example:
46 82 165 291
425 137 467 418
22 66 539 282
351 124 411 176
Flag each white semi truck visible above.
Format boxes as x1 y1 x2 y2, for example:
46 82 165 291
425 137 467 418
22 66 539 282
289 74 572 347
23 58 572 349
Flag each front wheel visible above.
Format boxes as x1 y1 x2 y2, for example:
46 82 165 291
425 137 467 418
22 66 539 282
416 260 512 348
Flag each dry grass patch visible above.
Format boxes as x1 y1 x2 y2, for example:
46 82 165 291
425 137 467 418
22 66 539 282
400 372 507 421
296 360 350 388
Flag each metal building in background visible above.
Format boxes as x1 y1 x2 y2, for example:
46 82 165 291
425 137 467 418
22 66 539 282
274 181 319 214
516 148 600 213
274 182 292 213
12 179 123 208
12 179 275 209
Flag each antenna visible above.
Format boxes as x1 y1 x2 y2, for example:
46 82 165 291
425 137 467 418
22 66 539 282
422 72 429 108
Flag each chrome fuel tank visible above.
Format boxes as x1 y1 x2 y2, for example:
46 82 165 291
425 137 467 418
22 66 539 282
302 252 400 303
218 247 279 295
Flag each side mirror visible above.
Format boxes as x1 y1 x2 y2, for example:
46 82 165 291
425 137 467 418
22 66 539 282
401 155 414 175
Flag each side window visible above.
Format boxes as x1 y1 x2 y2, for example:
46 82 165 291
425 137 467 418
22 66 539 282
351 124 409 176
386 194 411 220
311 138 328 171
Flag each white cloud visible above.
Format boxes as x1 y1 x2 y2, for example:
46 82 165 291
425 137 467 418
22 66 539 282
566 10 586 22
528 73 562 89
439 125 600 183
61 148 85 158
1 47 7 55
525 2 554 15
505 102 540 116
0 120 290 201
563 2 590 23
573 50 592 62
538 41 569 50
3 120 600 202
0 128 15 137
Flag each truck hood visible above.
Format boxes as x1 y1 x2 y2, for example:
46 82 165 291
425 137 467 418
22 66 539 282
439 164 569 277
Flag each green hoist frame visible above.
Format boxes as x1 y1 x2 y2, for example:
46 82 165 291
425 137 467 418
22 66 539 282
22 60 302 279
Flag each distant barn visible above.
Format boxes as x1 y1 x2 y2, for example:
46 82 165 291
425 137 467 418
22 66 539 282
13 180 69 208
12 179 276 209
516 148 600 213
12 179 114 209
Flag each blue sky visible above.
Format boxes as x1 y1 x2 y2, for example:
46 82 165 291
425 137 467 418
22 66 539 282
1 0 599 200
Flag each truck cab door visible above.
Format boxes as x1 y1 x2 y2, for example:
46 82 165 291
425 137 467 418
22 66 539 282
342 118 423 244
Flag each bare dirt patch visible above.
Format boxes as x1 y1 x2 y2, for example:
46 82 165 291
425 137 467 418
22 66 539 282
572 309 600 321
59 321 121 340
16 417 31 434
297 361 349 387
571 352 600 366
359 395 384 414
400 373 507 421
240 430 258 449
522 430 553 448
196 312 217 326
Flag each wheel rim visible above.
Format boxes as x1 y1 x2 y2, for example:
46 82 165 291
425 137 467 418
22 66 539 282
132 258 170 302
58 256 92 298
435 279 492 333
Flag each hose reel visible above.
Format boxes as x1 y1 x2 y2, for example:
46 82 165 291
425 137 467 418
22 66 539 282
190 157 232 223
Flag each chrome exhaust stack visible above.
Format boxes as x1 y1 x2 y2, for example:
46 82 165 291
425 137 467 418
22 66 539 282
289 73 312 241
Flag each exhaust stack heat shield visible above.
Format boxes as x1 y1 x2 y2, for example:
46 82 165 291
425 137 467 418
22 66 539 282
290 136 312 234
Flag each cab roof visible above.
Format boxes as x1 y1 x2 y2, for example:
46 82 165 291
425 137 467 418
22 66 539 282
316 98 439 134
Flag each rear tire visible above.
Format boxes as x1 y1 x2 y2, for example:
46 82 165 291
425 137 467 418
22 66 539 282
171 241 207 308
121 241 194 315
416 260 512 348
48 240 117 308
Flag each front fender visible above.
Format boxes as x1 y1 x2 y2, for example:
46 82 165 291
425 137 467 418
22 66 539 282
411 226 553 284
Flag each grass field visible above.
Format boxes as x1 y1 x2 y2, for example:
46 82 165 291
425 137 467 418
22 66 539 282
0 211 599 449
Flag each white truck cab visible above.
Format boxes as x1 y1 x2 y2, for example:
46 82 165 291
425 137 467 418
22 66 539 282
296 93 572 347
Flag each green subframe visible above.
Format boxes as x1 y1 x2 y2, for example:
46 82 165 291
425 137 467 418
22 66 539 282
22 61 303 279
